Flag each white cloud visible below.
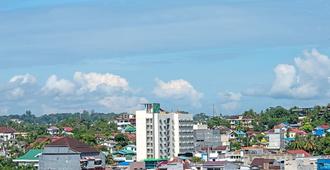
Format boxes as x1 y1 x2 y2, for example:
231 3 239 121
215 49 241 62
270 64 297 96
9 74 37 85
8 87 25 99
218 91 242 111
270 49 330 99
153 79 202 106
74 72 129 93
295 49 330 79
219 91 242 102
98 96 148 112
221 102 240 111
42 75 75 96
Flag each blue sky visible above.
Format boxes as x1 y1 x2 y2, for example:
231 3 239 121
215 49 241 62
0 0 330 115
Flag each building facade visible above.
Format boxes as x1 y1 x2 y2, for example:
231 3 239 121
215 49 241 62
194 128 222 151
0 127 16 142
39 137 105 170
136 103 194 161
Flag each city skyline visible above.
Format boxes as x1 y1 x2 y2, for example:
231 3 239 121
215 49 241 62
1 0 330 115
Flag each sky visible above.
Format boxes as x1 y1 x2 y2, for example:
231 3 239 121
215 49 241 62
0 0 330 115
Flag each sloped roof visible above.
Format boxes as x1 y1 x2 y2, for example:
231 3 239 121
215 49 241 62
125 125 136 132
14 149 43 161
287 150 311 157
203 161 227 166
0 127 16 133
251 158 275 167
63 127 73 132
112 149 136 155
288 128 307 135
319 124 330 129
46 137 98 153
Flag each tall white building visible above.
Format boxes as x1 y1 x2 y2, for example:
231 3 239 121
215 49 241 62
136 103 194 161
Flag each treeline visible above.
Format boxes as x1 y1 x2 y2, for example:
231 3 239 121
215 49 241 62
0 110 117 125
194 105 330 132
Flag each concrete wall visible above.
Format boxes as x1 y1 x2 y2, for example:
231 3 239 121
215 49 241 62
39 147 81 170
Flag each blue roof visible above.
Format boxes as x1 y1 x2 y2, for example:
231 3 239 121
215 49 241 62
118 162 130 166
284 137 295 141
235 131 246 135
315 127 325 130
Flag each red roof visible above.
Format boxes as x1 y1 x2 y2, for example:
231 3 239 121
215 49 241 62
319 124 330 129
287 150 311 157
35 137 50 143
288 128 307 135
0 127 16 133
63 127 73 132
46 137 98 153
126 133 136 142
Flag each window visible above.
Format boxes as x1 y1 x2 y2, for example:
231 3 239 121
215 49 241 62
94 160 102 165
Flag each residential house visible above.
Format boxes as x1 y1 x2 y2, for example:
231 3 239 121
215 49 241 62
46 126 59 136
226 115 254 129
287 150 311 158
194 161 249 170
115 113 136 132
219 126 232 147
112 149 136 163
317 159 330 170
0 127 16 142
250 158 281 170
128 162 145 170
13 149 43 168
39 137 106 170
156 158 190 170
287 128 307 139
63 127 74 135
267 132 284 150
266 125 286 150
124 125 136 134
229 130 246 141
284 157 317 170
313 127 326 137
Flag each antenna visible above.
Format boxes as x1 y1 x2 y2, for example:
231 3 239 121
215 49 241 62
213 104 215 117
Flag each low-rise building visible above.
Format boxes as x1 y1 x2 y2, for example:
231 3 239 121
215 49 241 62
13 149 43 168
0 127 16 142
226 115 254 129
250 158 281 170
194 128 221 151
115 113 136 132
46 126 59 136
39 137 106 170
317 158 330 170
285 157 317 170
287 128 307 139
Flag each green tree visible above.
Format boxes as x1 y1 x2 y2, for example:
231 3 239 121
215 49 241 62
191 156 204 163
114 134 129 147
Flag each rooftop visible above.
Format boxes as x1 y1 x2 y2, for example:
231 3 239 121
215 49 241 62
251 158 275 167
0 127 16 133
287 150 311 157
13 149 43 162
46 137 98 153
